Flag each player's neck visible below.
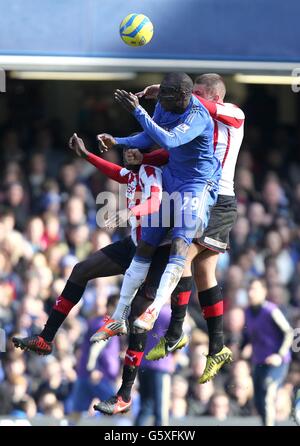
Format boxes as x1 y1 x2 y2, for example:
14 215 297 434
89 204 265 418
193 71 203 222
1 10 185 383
126 165 140 173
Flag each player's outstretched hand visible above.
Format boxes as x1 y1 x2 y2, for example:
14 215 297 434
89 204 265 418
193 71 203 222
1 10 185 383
68 133 88 158
96 133 116 153
104 208 132 229
114 89 139 113
135 84 160 99
125 149 143 165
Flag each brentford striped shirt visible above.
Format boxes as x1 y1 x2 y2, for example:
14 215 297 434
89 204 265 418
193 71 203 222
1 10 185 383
86 152 163 245
195 96 245 196
119 164 163 245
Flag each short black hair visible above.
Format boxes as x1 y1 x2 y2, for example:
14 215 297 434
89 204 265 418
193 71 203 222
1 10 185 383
161 72 193 94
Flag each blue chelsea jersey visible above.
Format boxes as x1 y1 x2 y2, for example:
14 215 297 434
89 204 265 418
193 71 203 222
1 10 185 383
115 95 221 184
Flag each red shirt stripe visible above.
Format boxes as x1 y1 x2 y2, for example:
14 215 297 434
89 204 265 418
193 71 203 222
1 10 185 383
213 119 219 153
222 128 231 167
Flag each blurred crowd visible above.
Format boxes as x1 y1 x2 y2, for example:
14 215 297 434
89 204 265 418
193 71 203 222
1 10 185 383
0 82 300 424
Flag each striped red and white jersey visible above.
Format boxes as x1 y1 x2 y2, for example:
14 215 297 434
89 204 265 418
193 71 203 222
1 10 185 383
213 102 245 196
119 164 163 245
195 96 245 196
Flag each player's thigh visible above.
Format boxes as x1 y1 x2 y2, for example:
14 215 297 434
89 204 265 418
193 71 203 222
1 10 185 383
193 248 220 274
182 243 204 276
70 250 121 283
72 237 135 281
193 248 219 290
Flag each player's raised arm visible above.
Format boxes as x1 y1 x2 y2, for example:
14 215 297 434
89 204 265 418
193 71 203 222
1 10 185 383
115 76 209 149
96 131 155 152
142 148 169 166
114 131 155 150
96 133 116 153
120 148 169 168
135 84 160 99
133 104 209 149
68 132 90 157
86 152 128 184
69 133 127 184
115 89 207 149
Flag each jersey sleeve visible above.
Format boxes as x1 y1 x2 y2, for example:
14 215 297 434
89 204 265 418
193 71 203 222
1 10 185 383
131 165 163 217
142 148 169 166
114 131 155 149
133 104 209 149
114 105 160 150
194 94 245 129
86 152 128 183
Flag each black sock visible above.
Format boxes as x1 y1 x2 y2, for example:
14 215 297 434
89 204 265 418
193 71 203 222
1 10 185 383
40 280 85 342
198 285 224 355
166 276 193 343
117 331 147 403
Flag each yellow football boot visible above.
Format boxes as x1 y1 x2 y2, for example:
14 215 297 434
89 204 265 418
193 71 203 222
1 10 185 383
199 346 233 384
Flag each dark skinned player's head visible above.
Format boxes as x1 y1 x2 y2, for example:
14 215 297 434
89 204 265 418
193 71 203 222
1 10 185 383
158 72 194 113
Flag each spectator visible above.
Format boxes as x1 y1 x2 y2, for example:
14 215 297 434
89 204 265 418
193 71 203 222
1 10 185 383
242 278 293 426
188 380 215 416
224 307 245 358
5 182 28 231
207 392 231 421
170 375 188 419
226 375 255 416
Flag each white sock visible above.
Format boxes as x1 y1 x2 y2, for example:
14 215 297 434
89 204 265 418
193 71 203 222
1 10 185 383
149 258 185 315
112 257 151 320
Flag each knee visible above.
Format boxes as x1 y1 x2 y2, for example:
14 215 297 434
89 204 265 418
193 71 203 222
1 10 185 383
170 237 189 257
129 290 155 329
136 241 155 258
194 259 208 280
70 261 88 282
